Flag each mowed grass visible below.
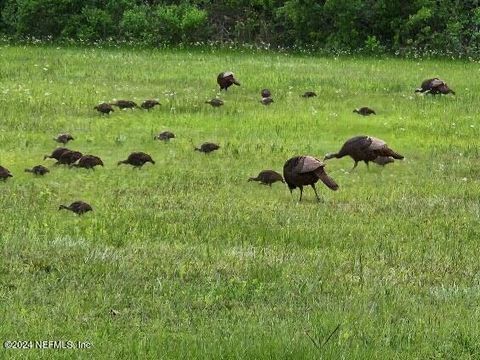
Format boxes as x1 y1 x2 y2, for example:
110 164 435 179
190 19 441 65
0 44 480 359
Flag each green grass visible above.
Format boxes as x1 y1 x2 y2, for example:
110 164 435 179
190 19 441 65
0 44 480 359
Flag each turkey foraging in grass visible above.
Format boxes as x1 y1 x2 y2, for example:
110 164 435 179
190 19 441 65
0 165 13 181
324 135 404 171
154 131 175 141
111 100 138 109
59 201 93 215
94 102 114 115
141 100 160 110
283 156 338 202
195 142 220 154
54 133 74 144
261 89 271 98
118 152 155 168
353 107 376 116
25 165 49 176
56 150 83 166
302 91 317 98
415 78 455 95
73 155 104 169
44 147 69 161
205 98 224 107
217 72 240 91
248 170 284 186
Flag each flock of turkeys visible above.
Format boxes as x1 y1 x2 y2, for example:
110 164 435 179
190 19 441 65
0 74 455 213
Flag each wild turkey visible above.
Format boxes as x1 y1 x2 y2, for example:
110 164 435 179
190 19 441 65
44 147 70 161
111 100 138 109
248 170 284 186
25 165 49 176
283 156 339 202
373 156 394 166
353 107 376 116
54 133 74 144
217 72 240 91
205 99 224 107
260 97 274 105
324 135 404 170
73 155 104 169
59 201 93 215
302 91 317 98
56 150 83 166
195 142 220 154
0 165 13 181
154 131 175 141
118 152 155 168
415 78 455 95
261 89 271 98
141 99 160 110
94 102 114 114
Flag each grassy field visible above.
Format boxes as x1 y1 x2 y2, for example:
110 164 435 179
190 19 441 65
0 44 479 359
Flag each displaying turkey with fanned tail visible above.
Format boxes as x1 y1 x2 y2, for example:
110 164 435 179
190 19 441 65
283 156 339 202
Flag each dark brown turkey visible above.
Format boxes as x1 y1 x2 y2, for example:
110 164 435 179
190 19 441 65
248 170 284 186
260 97 274 105
324 135 404 170
56 150 83 166
415 78 455 95
154 131 175 141
195 142 220 154
373 156 394 166
54 133 74 144
261 89 271 98
217 72 240 91
73 155 104 169
118 152 155 168
25 165 49 176
205 98 224 107
353 107 376 116
0 165 13 180
111 100 138 109
141 100 160 110
283 156 339 202
302 91 317 98
94 102 114 114
59 201 93 215
44 147 69 161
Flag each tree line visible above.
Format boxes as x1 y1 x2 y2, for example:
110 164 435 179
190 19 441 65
1 0 479 57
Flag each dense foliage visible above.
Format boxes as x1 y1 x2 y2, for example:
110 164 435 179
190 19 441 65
1 0 480 56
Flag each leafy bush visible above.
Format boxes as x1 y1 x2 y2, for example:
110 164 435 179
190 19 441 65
1 0 480 57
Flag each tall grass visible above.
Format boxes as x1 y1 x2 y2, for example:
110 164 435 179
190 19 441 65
0 45 479 359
